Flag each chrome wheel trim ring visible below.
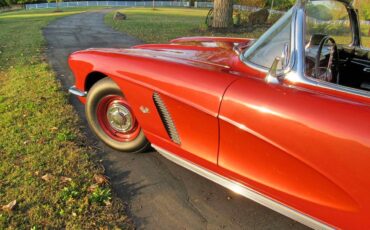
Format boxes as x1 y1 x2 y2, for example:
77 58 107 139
106 102 133 133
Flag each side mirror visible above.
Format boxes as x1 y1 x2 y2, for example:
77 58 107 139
265 57 282 84
265 44 289 84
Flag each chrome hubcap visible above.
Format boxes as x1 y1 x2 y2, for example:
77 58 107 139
106 102 133 133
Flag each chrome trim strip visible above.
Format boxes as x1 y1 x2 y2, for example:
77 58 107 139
68 85 87 97
152 144 334 230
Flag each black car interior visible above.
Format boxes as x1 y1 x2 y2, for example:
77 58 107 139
305 34 370 92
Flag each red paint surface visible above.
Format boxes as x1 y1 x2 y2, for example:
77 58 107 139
69 37 370 229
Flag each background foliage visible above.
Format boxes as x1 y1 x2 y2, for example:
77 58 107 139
354 0 370 20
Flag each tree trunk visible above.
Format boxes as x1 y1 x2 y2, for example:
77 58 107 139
212 0 233 28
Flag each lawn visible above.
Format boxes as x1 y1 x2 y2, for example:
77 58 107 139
0 8 132 229
105 8 267 44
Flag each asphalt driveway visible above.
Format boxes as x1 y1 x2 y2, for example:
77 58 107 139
43 9 308 230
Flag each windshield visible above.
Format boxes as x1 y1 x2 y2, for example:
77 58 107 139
243 7 294 69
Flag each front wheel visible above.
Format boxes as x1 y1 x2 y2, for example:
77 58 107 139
85 78 149 153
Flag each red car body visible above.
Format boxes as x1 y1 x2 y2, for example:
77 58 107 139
69 1 370 229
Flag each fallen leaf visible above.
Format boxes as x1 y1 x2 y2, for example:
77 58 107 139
37 138 46 144
60 176 72 183
41 173 54 182
23 140 30 145
93 174 109 185
2 200 16 211
104 200 112 206
87 184 99 192
83 196 89 205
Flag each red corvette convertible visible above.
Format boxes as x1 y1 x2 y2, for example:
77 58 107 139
69 0 369 229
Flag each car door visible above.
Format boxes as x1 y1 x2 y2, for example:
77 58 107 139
217 75 370 228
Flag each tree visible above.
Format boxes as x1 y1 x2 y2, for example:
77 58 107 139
212 0 233 28
189 0 195 7
47 0 62 11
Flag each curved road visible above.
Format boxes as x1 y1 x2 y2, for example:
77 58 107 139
43 10 308 230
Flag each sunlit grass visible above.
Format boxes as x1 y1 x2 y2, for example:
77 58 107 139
0 8 131 229
333 35 370 48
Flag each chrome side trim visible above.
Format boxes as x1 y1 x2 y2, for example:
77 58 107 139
68 85 87 97
152 144 334 230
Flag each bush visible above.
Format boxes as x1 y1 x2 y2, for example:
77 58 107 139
325 23 350 35
307 22 351 36
267 12 283 24
0 0 9 7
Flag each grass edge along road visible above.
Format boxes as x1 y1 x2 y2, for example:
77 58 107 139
0 8 133 229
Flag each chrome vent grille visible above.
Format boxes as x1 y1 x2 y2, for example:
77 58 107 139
153 92 181 145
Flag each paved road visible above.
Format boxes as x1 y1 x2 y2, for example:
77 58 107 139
43 10 308 230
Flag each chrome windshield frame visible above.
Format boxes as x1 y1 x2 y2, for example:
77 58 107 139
285 0 370 98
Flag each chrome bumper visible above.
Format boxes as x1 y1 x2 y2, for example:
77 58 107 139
68 85 87 97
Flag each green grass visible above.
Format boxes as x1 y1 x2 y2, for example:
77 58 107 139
0 8 132 229
105 8 267 44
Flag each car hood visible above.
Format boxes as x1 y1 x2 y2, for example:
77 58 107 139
83 37 254 71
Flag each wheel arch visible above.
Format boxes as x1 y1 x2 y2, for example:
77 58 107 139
85 71 107 92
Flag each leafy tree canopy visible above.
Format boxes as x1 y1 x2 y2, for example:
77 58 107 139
306 3 332 21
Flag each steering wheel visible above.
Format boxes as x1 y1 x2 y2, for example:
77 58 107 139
314 36 340 83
